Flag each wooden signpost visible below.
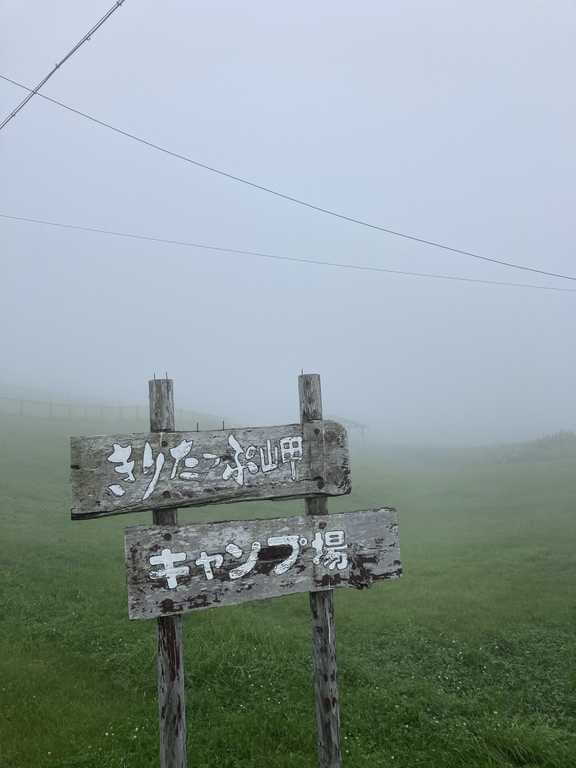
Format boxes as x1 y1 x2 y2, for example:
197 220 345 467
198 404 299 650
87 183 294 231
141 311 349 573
125 507 400 619
71 421 350 519
70 374 402 768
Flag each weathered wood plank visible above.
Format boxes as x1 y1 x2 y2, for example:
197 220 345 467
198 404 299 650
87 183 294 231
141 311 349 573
310 591 340 768
157 616 186 768
149 378 187 768
124 507 401 620
71 421 350 520
299 373 341 768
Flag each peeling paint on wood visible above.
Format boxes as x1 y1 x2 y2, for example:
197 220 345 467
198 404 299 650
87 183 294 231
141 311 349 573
124 507 401 620
71 421 350 520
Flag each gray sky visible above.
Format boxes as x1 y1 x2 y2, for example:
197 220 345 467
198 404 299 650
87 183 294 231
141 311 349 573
1 0 574 443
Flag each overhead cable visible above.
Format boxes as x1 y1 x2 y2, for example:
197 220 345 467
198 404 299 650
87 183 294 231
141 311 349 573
0 2 127 132
1 73 574 284
1 211 574 294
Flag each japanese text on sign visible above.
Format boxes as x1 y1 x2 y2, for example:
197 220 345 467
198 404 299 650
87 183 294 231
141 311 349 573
124 508 401 620
107 432 303 501
148 529 348 588
71 421 351 519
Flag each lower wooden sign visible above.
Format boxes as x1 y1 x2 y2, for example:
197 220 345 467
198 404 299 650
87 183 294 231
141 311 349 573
125 507 401 620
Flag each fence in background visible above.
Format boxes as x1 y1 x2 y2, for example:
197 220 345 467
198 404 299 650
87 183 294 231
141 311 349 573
0 396 366 442
0 395 225 430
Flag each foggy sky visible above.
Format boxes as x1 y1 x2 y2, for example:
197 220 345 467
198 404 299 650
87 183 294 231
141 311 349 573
1 1 575 443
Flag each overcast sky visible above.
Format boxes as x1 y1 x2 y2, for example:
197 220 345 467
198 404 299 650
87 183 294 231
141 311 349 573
1 1 574 443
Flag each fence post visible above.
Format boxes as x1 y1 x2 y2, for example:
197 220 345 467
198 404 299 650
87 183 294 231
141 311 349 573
149 378 187 768
299 373 342 768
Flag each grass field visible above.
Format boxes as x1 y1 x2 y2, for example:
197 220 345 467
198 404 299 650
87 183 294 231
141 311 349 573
1 412 575 767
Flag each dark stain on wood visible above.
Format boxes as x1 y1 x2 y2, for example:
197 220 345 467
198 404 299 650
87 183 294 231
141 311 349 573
185 593 210 610
125 507 401 620
318 573 343 588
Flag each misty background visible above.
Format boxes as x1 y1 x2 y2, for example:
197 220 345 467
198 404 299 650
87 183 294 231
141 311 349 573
1 0 574 444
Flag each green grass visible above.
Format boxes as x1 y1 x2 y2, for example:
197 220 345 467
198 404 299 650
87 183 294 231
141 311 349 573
1 413 575 767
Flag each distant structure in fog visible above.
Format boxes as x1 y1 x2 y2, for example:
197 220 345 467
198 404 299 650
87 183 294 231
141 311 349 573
327 415 367 441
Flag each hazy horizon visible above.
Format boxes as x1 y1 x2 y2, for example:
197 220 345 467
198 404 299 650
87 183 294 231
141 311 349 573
2 1 575 444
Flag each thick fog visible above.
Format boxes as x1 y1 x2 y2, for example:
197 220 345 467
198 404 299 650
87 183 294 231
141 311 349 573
1 1 574 443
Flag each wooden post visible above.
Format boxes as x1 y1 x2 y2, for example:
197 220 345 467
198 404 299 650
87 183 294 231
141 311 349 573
299 374 342 768
149 378 187 768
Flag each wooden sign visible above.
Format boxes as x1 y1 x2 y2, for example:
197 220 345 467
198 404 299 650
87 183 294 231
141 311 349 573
125 507 401 620
71 421 350 520
70 375 402 768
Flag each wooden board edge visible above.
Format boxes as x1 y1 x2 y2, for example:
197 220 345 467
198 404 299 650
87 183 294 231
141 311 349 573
70 487 352 521
127 565 403 621
70 420 350 520
124 506 402 619
122 505 399 537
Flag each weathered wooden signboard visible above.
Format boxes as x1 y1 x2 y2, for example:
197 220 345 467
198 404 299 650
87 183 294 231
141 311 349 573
125 507 401 620
70 374 402 768
71 421 350 519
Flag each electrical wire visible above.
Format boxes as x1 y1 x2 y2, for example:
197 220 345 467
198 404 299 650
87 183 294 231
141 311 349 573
1 72 574 284
0 2 127 132
1 211 574 294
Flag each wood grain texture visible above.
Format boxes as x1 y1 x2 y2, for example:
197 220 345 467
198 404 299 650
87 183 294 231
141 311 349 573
149 379 178 527
149 379 187 768
299 373 323 422
299 373 341 768
124 507 401 620
149 379 175 434
310 591 341 768
71 421 350 520
157 614 186 768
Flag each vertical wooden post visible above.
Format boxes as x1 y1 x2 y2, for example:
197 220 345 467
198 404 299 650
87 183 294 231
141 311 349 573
299 374 342 768
149 378 187 768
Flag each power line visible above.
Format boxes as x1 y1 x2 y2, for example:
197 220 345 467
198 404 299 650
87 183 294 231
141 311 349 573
0 2 127 132
1 211 574 294
1 72 575 284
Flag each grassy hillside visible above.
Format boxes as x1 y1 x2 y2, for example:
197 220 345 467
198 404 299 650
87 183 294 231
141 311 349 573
0 413 575 767
489 432 576 465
